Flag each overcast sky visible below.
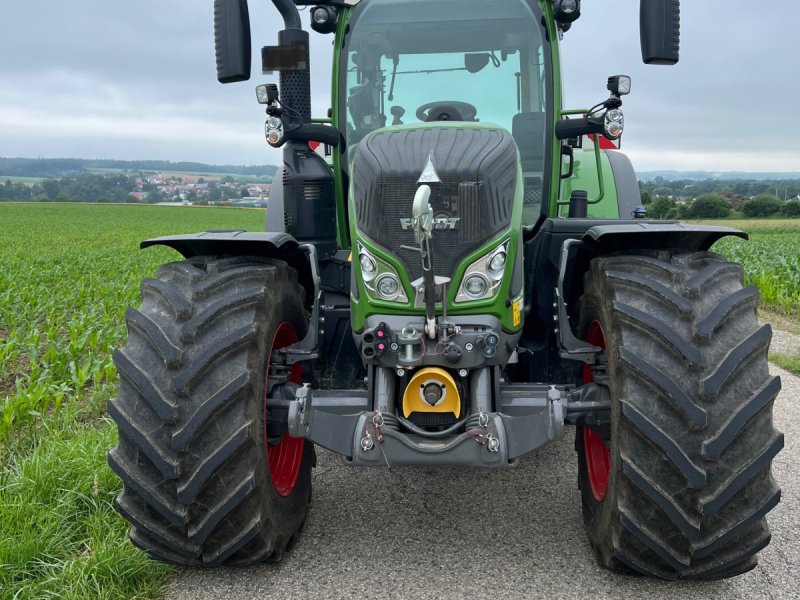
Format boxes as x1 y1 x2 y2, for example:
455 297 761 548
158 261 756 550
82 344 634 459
1 0 798 172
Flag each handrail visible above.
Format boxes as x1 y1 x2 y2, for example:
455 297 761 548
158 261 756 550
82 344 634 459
556 109 605 208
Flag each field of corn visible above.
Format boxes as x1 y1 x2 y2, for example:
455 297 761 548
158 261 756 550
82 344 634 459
0 204 264 441
706 220 800 314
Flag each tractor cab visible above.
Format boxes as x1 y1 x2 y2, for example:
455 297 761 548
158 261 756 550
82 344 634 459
341 0 548 220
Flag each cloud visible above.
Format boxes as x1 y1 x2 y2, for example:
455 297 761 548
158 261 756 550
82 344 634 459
0 0 797 170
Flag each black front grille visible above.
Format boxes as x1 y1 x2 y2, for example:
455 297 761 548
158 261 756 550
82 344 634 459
352 126 518 282
378 175 501 281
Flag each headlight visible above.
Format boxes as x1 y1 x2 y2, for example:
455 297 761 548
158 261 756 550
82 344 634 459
357 242 409 303
488 250 506 276
376 274 401 300
464 274 489 298
455 239 510 303
265 117 284 147
359 253 377 281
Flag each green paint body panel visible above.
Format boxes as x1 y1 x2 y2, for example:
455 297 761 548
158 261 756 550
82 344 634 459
560 147 620 219
541 0 564 218
331 8 352 249
347 122 524 334
328 0 624 234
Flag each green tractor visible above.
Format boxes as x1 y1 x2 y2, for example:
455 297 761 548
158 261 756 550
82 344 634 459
108 0 783 579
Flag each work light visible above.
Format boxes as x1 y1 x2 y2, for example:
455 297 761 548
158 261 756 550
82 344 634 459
554 0 581 24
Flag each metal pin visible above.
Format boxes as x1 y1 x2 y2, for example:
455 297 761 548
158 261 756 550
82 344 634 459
361 434 374 451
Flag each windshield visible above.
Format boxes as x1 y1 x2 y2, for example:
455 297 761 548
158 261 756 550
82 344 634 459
343 0 547 135
341 0 549 219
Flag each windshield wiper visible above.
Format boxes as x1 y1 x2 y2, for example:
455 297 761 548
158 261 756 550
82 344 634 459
396 67 467 75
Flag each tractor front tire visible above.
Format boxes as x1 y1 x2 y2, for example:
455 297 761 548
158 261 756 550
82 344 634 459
108 256 313 567
576 251 783 579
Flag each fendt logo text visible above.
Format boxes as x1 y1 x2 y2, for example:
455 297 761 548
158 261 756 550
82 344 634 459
399 217 460 231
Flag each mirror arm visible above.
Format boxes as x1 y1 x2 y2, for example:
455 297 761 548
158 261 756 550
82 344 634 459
555 116 604 140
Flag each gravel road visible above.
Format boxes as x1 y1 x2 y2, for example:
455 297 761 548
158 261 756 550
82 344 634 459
166 362 798 600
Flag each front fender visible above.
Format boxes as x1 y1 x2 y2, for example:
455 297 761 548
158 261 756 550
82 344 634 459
583 222 747 253
141 230 315 309
555 222 748 362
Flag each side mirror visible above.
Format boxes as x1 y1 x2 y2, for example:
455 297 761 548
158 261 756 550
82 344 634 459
214 0 252 83
640 0 680 65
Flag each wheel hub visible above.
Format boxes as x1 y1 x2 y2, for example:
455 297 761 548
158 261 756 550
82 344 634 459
264 322 304 497
582 320 610 502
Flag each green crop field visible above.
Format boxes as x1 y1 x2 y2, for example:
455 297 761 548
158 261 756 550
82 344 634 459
706 220 800 314
0 203 264 440
1 176 46 184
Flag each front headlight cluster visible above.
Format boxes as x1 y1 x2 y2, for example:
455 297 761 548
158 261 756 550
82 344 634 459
455 240 509 303
358 242 408 303
604 109 624 140
265 116 284 147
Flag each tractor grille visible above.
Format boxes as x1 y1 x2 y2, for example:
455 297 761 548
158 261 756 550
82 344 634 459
352 126 517 282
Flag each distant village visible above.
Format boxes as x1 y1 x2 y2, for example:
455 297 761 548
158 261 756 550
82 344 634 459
128 174 271 208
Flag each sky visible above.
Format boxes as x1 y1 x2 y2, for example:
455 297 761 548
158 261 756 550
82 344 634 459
0 0 798 173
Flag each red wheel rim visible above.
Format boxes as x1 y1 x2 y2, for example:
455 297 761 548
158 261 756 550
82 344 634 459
264 322 304 497
582 320 610 502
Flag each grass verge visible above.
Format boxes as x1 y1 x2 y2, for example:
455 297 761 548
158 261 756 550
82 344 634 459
771 354 800 377
761 307 800 336
0 408 175 600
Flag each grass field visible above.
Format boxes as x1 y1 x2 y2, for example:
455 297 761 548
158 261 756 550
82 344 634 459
0 204 798 598
1 176 46 184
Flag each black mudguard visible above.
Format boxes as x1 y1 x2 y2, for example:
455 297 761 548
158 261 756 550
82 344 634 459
582 222 747 253
141 230 316 309
515 219 747 383
554 222 748 362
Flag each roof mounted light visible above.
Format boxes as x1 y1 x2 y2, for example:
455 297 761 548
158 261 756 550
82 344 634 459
310 5 338 34
554 0 581 24
255 83 279 105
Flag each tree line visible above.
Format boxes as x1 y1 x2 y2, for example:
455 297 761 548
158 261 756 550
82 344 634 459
0 175 258 204
642 193 800 220
640 176 800 201
0 175 135 203
0 157 277 179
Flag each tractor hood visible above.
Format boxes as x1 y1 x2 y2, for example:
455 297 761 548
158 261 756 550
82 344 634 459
351 123 518 284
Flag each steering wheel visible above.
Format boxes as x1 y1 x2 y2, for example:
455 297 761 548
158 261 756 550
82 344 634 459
416 101 478 122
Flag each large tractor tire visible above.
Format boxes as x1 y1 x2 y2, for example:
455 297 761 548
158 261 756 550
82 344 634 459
576 251 783 579
108 256 313 567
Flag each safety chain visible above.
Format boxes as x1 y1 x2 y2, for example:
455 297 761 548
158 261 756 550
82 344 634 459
466 410 500 452
360 411 390 465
